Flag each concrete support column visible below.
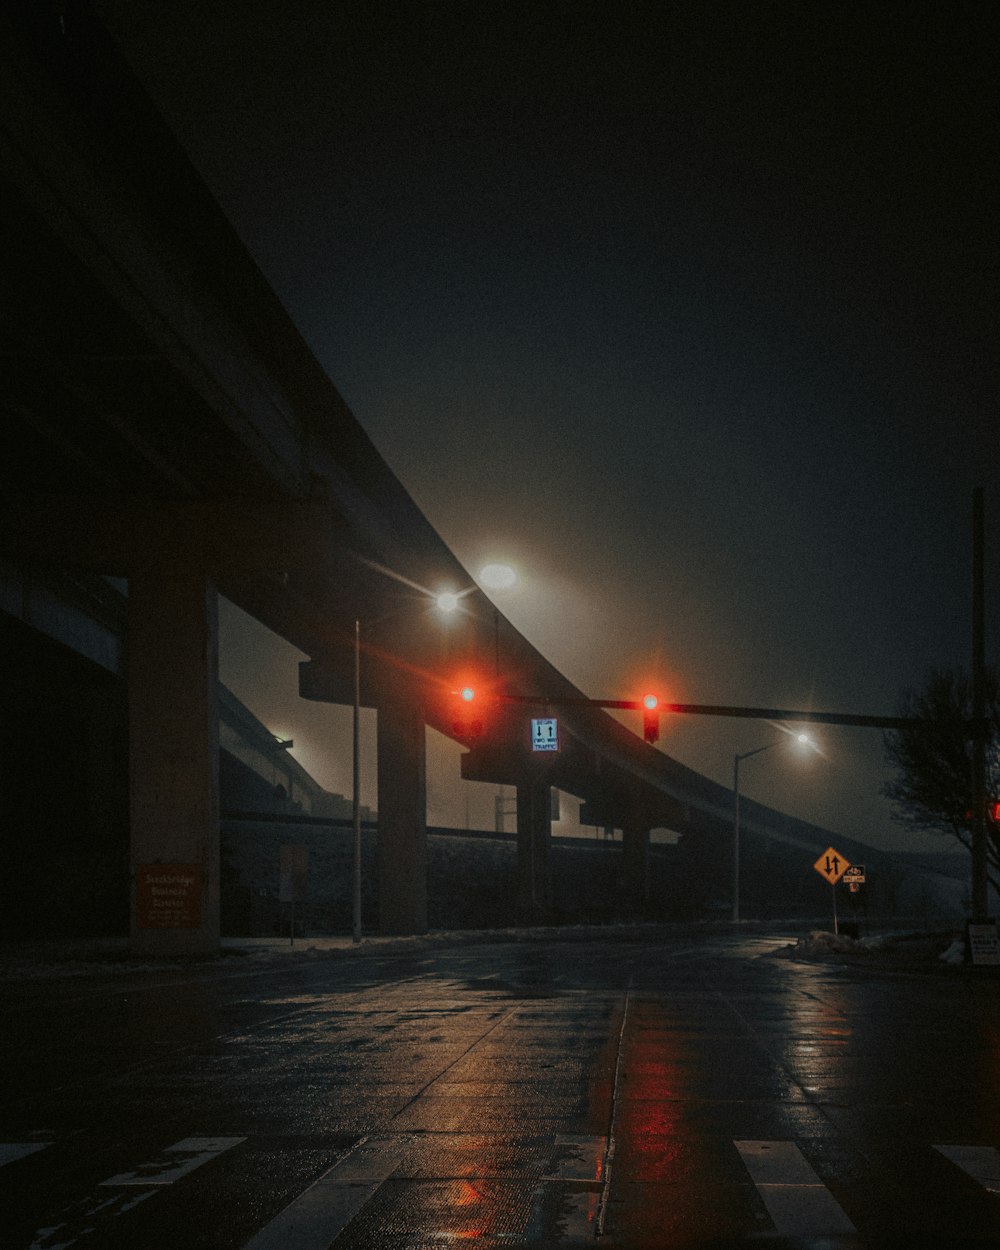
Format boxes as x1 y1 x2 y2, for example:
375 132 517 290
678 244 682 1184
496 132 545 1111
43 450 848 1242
622 823 651 913
377 692 428 934
128 565 220 956
516 776 552 922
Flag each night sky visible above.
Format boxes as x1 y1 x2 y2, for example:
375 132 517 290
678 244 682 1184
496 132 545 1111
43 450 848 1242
92 1 998 850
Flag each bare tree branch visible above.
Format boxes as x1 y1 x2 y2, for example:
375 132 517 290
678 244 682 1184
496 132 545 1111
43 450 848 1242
883 667 1000 879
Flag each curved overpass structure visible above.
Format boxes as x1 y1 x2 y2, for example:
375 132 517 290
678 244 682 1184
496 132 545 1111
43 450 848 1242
1 5 843 951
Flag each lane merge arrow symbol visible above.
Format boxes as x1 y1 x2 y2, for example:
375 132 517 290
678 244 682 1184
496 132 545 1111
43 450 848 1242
813 846 851 886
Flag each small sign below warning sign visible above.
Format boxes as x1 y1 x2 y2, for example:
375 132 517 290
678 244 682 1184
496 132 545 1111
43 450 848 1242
966 921 1000 966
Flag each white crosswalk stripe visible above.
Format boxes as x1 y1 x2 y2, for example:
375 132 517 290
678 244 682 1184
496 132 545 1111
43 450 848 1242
239 1132 607 1249
734 1139 856 1236
25 1136 246 1250
0 1142 51 1166
8 1132 1000 1245
934 1143 1000 1196
101 1136 247 1187
240 1135 407 1250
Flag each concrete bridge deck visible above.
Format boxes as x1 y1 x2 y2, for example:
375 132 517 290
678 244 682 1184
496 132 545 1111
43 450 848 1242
2 4 860 954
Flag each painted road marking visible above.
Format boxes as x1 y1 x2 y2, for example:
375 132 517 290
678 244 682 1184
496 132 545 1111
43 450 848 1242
29 1136 245 1250
0 1142 51 1166
735 1140 856 1235
934 1144 1000 1195
101 1136 246 1186
240 1135 407 1250
241 1131 608 1249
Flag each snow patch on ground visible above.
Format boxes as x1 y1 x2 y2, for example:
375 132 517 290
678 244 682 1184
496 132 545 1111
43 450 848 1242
938 937 966 965
774 928 963 966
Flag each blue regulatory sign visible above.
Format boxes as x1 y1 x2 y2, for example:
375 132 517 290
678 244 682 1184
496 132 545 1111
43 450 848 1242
531 717 559 752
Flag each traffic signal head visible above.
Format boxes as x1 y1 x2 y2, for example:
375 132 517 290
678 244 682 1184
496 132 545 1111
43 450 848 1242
450 685 485 739
642 694 660 744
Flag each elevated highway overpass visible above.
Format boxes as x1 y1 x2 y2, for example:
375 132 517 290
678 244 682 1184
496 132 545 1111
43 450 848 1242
1 4 849 953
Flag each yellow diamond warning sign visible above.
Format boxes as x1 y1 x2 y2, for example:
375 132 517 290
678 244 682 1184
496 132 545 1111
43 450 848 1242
813 846 851 886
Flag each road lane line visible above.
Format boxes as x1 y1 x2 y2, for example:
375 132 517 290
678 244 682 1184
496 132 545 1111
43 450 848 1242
934 1144 1000 1195
735 1140 856 1235
240 1134 406 1250
596 984 631 1237
0 1142 51 1166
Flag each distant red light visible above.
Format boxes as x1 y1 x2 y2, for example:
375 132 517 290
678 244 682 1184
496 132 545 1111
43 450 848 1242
641 694 660 744
449 682 486 739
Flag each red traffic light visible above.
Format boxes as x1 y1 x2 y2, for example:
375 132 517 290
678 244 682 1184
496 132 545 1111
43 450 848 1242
450 685 485 739
642 694 660 744
990 801 1000 824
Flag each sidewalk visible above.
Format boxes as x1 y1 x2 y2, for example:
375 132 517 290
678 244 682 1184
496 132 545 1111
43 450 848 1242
0 922 700 979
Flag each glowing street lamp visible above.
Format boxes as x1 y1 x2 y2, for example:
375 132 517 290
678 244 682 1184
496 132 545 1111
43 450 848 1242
732 731 816 923
479 563 517 590
474 563 518 677
351 583 471 943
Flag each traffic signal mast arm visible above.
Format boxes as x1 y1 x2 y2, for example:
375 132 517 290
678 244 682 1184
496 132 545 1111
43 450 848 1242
497 694 922 731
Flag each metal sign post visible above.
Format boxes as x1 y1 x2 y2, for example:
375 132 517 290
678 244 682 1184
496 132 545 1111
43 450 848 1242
813 846 851 936
279 844 309 946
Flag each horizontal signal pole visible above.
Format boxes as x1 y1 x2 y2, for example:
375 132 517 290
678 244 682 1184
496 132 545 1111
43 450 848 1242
498 693 919 731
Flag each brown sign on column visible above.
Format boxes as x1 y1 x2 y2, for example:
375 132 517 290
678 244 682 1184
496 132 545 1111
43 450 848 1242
136 864 203 929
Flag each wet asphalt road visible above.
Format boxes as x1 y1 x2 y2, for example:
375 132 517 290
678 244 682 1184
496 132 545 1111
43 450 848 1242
1 932 998 1249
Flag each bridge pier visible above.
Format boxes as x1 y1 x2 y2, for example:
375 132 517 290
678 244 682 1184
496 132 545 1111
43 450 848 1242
377 691 428 934
516 776 552 922
128 565 221 956
622 822 651 914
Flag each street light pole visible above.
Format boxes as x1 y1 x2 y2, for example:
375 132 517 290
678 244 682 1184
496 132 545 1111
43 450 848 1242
732 742 777 924
733 734 814 923
347 587 468 943
971 486 988 919
352 617 362 944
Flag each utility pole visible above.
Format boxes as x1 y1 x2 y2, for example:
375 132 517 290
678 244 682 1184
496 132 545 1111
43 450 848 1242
970 486 989 918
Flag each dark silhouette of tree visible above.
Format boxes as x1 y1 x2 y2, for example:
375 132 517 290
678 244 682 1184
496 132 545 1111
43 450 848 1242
883 667 1000 896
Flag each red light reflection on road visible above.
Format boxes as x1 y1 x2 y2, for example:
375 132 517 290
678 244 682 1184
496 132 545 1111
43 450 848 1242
448 1179 488 1240
617 1009 686 1177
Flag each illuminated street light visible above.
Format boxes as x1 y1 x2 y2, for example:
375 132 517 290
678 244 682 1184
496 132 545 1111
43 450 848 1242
479 563 517 590
352 585 468 943
732 731 816 924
